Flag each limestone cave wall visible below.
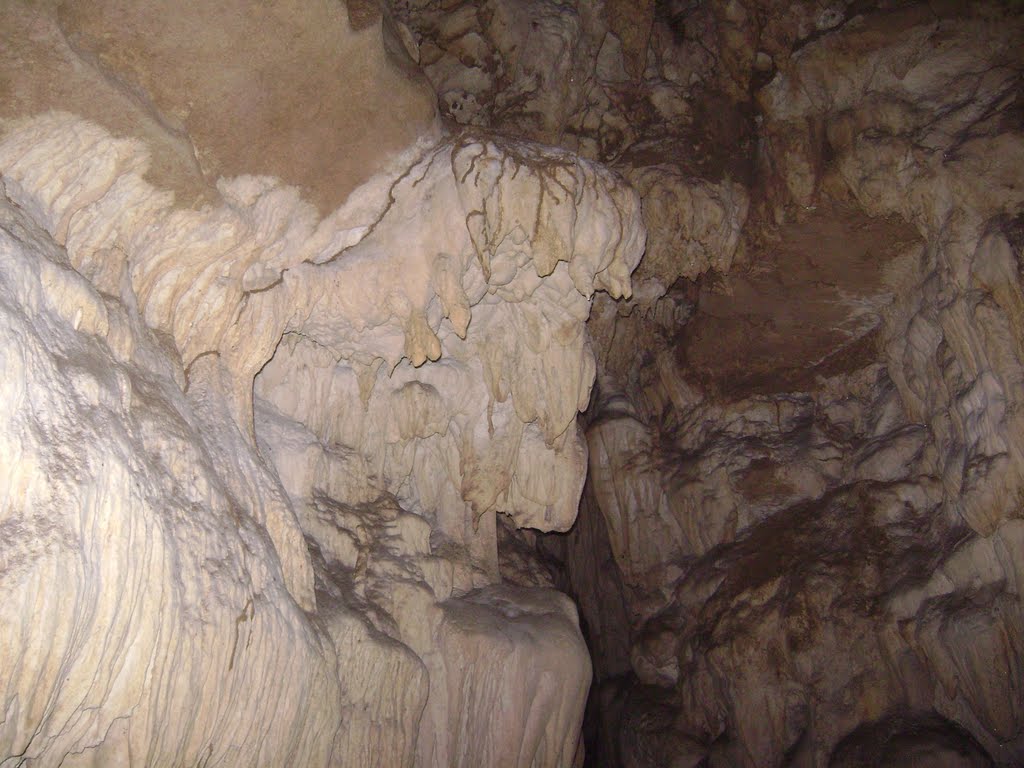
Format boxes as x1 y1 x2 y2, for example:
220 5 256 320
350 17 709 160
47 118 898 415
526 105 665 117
1 1 1022 767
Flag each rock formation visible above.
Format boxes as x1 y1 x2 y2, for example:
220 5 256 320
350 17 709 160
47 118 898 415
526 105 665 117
3 0 1023 766
0 1 642 765
387 0 1024 765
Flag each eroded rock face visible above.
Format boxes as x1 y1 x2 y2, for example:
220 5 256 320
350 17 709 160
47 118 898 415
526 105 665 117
528 3 1024 766
0 187 351 767
396 0 1024 765
6 0 1024 765
254 136 643 586
0 2 647 766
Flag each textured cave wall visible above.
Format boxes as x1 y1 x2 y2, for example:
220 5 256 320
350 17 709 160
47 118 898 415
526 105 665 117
584 5 1024 767
4 0 1024 766
385 0 1024 766
0 1 650 766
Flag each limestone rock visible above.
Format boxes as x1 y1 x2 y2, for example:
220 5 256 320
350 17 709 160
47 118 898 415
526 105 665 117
1 0 439 212
0 2 647 765
624 165 749 287
531 2 1024 765
8 0 1024 765
0 188 346 766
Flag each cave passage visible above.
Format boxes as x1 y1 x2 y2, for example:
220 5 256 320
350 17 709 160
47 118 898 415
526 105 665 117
1 1 1022 767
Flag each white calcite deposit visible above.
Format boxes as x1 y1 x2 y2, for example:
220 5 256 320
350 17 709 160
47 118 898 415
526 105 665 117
8 0 1024 766
0 5 643 763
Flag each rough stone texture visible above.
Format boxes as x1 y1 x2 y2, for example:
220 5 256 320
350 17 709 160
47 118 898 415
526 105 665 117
0 2 647 766
389 0 753 172
0 118 632 765
251 134 643 584
394 0 1024 765
389 0 755 305
0 187 362 767
6 0 1024 765
624 165 749 288
529 2 1024 766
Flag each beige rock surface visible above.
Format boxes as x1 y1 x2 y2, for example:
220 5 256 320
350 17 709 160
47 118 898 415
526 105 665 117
0 188 353 767
1 0 439 212
0 2 648 766
0 118 630 765
7 0 1024 765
